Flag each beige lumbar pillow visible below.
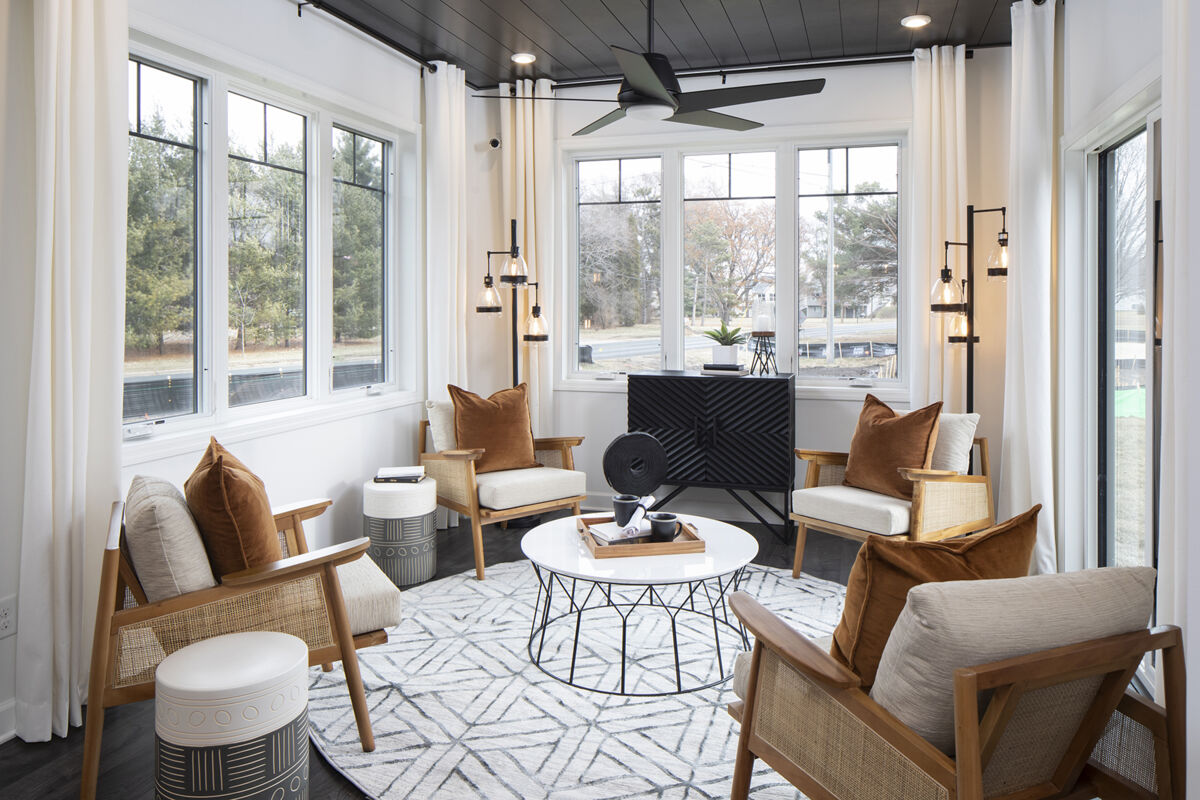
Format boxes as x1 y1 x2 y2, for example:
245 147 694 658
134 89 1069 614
869 566 1156 754
124 476 217 603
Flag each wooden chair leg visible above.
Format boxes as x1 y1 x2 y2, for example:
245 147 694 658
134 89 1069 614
321 663 333 672
80 703 105 800
321 564 375 752
470 516 486 580
571 502 582 516
730 643 764 800
791 522 808 579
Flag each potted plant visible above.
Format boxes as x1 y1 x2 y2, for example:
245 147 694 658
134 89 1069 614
703 321 748 365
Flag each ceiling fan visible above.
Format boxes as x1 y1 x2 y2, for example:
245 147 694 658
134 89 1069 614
570 0 826 136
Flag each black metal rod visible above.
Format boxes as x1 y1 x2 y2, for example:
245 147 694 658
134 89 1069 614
966 204 975 414
511 285 519 387
302 1 439 75
647 0 655 52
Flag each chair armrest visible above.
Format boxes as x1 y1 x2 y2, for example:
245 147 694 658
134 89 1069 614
421 449 484 461
533 436 584 449
221 538 369 587
896 468 960 482
794 449 849 465
729 591 860 690
271 498 332 522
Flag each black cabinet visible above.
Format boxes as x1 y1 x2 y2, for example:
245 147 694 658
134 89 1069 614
627 371 795 535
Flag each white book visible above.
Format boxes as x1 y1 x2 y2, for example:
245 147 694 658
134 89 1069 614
586 519 651 543
375 466 425 482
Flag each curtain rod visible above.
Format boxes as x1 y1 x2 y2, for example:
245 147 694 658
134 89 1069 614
297 1 440 75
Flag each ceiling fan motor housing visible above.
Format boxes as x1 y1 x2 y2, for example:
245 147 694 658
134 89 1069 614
617 52 681 108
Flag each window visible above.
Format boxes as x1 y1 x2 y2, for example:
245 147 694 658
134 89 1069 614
796 145 900 380
124 59 200 421
683 152 776 370
1098 125 1158 570
331 127 387 389
575 157 662 373
122 52 409 434
226 93 307 407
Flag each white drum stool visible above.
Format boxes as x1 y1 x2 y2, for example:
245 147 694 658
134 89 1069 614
155 632 309 800
363 477 437 587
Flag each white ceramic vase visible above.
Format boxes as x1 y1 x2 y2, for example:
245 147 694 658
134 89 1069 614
711 344 740 365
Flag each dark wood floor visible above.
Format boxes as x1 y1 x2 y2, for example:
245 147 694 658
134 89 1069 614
0 512 858 800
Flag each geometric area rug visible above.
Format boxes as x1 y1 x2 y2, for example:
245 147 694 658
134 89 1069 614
307 560 845 799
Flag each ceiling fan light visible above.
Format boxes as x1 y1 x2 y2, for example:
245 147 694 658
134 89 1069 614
901 14 932 28
626 102 675 122
511 52 536 65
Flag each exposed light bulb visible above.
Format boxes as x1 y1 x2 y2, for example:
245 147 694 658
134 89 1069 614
524 306 549 342
499 252 528 284
929 268 965 313
475 275 502 313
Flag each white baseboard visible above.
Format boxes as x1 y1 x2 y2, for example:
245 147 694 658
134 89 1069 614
0 698 14 745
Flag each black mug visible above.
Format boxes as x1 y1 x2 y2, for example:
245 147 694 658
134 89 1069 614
648 512 678 541
612 494 641 526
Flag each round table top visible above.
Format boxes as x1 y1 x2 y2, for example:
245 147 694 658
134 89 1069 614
520 513 758 584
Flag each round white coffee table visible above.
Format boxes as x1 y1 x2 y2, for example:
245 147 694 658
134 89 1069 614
521 513 758 696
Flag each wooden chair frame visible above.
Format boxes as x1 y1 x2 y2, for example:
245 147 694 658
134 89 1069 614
791 437 995 578
728 590 1185 800
418 419 585 580
82 499 384 800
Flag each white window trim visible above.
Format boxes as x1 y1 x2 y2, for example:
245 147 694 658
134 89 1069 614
555 124 910 402
122 37 421 462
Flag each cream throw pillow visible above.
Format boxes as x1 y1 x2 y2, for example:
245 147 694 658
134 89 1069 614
125 476 217 603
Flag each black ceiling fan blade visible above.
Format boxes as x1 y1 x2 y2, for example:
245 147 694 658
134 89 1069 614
666 109 762 131
573 108 628 136
609 46 676 106
674 78 825 114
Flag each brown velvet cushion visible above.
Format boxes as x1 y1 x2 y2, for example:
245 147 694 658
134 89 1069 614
183 438 282 577
447 383 540 474
843 394 943 500
831 505 1041 688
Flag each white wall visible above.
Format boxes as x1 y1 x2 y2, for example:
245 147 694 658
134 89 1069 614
0 0 425 743
466 53 1012 519
0 0 35 745
1062 0 1162 140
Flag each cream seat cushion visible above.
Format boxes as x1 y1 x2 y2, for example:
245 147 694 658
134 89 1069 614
791 485 911 535
870 566 1156 754
732 634 834 701
336 556 403 635
475 467 586 510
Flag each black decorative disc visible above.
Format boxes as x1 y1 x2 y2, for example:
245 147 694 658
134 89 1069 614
602 433 668 496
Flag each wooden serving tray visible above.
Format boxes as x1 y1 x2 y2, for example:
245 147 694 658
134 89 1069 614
575 515 705 558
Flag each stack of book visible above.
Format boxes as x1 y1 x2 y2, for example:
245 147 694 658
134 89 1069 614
701 363 749 376
373 466 425 483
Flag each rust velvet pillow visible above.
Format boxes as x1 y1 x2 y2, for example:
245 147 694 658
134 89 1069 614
447 383 540 474
843 394 943 500
831 505 1041 688
183 438 282 577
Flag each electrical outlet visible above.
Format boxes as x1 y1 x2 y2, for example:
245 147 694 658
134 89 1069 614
0 595 15 639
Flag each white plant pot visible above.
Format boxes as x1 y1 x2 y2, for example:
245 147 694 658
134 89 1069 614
711 344 740 365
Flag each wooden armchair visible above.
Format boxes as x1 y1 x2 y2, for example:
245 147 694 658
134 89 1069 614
82 498 396 799
418 402 586 580
727 591 1185 800
791 437 994 577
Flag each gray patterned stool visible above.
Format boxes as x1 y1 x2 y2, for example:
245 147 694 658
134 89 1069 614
363 477 437 586
154 632 309 800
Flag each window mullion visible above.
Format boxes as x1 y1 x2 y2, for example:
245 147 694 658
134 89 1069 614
209 76 232 421
776 145 797 375
661 151 683 370
315 112 333 400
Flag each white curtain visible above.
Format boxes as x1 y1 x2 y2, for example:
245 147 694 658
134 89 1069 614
498 79 555 434
16 0 127 741
999 0 1057 575
423 61 470 403
910 46 967 410
1158 0 1199 732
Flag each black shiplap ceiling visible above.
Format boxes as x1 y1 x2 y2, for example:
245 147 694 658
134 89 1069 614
307 0 1011 88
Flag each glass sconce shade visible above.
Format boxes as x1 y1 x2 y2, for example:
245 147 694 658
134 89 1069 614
475 275 502 312
499 252 528 284
523 306 549 341
929 268 965 313
986 246 1009 282
948 312 970 341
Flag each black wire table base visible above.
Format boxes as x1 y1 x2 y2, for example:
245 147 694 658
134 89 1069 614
526 564 752 697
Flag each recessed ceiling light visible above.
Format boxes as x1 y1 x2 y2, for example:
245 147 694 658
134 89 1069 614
901 14 932 28
511 52 536 65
